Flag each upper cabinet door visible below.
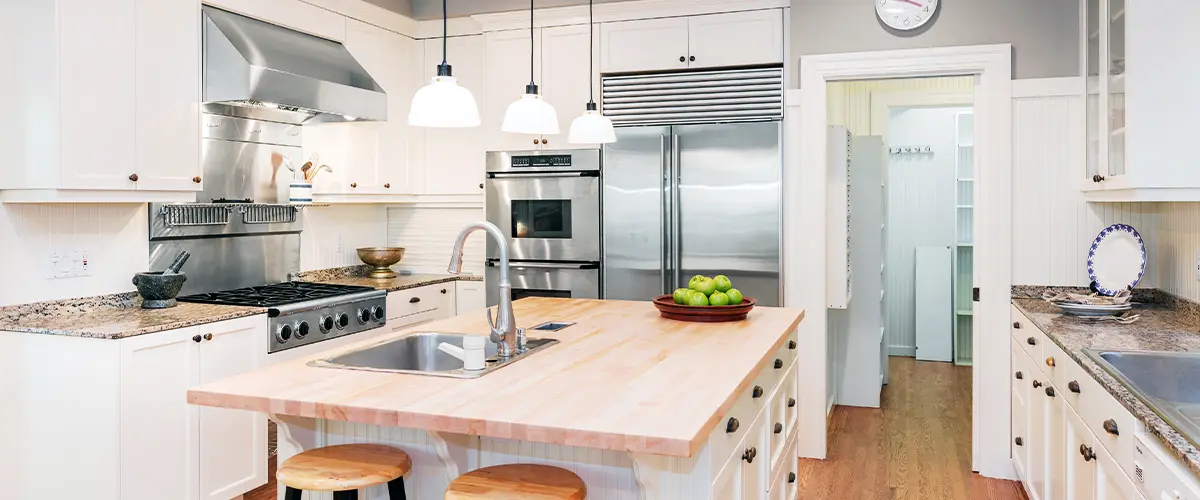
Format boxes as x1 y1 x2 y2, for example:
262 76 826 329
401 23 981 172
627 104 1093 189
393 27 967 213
687 10 784 69
133 0 201 192
599 17 689 74
485 28 544 152
541 24 599 149
420 35 488 195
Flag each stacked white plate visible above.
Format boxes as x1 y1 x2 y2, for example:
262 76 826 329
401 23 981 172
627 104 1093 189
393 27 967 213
1052 302 1132 317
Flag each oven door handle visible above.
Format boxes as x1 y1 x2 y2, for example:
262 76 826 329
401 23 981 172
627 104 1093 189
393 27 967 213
486 171 600 179
487 261 600 270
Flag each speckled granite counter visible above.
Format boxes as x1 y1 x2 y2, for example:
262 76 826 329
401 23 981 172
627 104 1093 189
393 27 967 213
0 292 266 339
297 265 482 292
1012 286 1200 476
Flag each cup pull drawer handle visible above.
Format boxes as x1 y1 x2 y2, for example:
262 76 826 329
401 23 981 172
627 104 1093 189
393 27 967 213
726 417 739 433
1068 381 1081 393
409 297 421 303
1102 419 1119 435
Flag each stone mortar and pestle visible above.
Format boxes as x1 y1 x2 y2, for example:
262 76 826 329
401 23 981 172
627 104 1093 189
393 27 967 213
133 251 190 309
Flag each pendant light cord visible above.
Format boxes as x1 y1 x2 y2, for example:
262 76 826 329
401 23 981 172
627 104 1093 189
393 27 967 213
441 0 448 65
529 0 535 87
588 0 594 104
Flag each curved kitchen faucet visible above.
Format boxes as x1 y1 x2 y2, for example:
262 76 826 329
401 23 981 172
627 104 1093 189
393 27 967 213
448 222 519 357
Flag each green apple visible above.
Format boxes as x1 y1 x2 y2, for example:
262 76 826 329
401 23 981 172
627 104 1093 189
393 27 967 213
708 291 730 306
672 288 691 304
726 288 743 305
713 275 733 293
692 277 717 296
688 275 708 290
686 291 710 306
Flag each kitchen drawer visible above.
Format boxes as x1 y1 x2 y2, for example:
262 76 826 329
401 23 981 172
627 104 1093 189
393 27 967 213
386 284 455 328
710 365 777 475
1080 372 1140 479
1011 305 1043 360
769 434 799 500
768 362 797 481
1042 336 1069 390
1061 349 1089 411
773 327 799 368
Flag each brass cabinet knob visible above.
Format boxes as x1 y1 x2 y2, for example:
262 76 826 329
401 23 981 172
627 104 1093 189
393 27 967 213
742 447 757 463
726 417 739 433
1080 444 1096 461
192 176 201 183
384 183 390 189
1046 357 1056 367
533 139 540 145
350 182 357 188
129 173 139 182
1033 380 1042 388
1068 381 1081 393
203 333 213 341
1045 387 1056 397
541 138 548 145
1093 174 1106 183
1102 419 1119 435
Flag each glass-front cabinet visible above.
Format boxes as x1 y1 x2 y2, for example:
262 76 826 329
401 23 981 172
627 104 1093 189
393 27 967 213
1081 0 1200 201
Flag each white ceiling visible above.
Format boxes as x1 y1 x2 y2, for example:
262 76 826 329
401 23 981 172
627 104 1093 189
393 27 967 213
374 0 629 20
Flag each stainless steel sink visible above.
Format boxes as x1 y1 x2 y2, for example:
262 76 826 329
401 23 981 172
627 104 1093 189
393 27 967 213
1085 349 1200 447
309 332 559 379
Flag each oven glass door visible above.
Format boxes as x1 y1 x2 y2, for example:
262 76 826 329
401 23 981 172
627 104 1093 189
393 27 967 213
485 173 601 262
485 261 601 306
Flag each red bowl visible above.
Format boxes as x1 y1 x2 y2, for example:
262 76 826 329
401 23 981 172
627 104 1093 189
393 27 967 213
652 294 757 322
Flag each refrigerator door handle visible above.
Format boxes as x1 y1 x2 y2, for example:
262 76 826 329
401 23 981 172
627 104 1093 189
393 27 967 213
660 133 670 294
671 133 682 290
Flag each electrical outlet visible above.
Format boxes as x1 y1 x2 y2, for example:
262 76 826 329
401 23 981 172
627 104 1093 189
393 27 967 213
78 249 90 276
335 232 344 261
48 252 64 279
1194 251 1200 281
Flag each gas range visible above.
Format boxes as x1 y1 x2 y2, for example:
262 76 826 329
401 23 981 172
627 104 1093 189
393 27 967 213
177 281 387 353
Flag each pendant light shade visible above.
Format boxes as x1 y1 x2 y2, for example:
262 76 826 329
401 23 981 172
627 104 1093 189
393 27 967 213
409 0 481 128
568 0 616 144
501 0 560 136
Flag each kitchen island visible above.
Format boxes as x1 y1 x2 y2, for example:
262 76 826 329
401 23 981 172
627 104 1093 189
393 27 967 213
188 297 805 499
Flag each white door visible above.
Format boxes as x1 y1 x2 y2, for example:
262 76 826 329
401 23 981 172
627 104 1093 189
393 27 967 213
1095 442 1145 500
1065 405 1096 500
914 246 953 362
599 17 688 73
133 0 201 192
540 24 598 150
197 317 268 500
686 10 784 69
119 327 202 500
484 28 544 152
419 35 487 195
1045 384 1066 500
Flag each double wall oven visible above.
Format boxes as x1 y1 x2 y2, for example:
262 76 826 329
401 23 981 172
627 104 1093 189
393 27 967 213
484 149 602 305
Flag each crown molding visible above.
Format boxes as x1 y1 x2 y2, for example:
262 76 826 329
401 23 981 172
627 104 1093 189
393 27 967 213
470 0 788 33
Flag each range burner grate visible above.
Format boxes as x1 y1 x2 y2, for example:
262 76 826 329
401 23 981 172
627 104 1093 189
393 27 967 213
177 282 377 308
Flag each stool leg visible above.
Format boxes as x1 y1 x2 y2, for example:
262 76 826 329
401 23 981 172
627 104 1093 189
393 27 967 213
284 486 303 500
387 477 407 500
332 490 359 500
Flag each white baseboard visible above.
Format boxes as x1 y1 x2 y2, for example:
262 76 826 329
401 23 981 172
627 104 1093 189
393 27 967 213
888 345 916 357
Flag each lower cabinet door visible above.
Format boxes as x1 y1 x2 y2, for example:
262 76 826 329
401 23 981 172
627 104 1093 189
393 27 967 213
713 448 745 500
1095 441 1146 500
1065 405 1096 500
1028 372 1047 500
1045 385 1066 500
197 318 268 500
743 411 769 498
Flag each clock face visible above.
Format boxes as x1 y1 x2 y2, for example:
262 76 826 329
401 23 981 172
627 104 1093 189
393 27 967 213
876 0 939 31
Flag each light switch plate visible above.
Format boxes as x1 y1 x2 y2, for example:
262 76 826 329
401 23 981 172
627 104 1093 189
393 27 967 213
1194 251 1200 281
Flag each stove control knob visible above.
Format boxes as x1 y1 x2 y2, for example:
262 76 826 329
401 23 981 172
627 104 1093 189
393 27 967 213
320 315 335 333
372 306 385 322
276 324 294 343
295 321 310 339
336 313 350 330
357 308 372 325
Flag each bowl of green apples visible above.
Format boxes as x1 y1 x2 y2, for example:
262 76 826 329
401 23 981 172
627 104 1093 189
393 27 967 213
652 275 757 322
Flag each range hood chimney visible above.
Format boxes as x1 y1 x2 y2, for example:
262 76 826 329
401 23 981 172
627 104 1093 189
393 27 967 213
202 6 387 124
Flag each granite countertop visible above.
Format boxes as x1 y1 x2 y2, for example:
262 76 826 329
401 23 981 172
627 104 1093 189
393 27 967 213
0 292 267 340
1011 286 1200 475
296 265 482 292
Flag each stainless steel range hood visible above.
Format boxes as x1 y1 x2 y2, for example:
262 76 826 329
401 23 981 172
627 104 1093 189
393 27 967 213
202 6 387 124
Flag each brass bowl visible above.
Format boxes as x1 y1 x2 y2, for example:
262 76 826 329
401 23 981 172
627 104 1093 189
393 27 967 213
356 247 405 279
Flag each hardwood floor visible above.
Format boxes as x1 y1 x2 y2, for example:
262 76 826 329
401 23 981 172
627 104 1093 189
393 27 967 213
795 357 1027 500
244 454 275 500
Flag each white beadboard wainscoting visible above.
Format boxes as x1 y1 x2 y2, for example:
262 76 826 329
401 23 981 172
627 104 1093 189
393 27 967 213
1146 202 1200 301
300 205 389 272
386 205 486 276
0 204 148 306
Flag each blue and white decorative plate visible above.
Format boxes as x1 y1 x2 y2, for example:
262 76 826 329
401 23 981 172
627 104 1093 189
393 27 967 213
1087 224 1146 296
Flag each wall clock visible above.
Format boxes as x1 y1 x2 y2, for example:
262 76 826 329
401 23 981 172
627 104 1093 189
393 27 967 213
876 0 939 31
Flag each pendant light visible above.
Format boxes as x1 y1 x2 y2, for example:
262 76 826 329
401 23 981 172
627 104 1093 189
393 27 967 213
568 0 615 144
501 0 560 135
409 0 481 127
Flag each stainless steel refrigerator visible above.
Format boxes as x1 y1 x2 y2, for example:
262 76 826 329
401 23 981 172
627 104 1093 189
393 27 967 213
602 122 782 306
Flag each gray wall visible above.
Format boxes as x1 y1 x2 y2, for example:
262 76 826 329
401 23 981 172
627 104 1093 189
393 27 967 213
791 0 1078 80
364 0 413 17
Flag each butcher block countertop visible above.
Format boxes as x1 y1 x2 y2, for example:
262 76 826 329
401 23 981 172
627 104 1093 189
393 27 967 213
188 297 804 457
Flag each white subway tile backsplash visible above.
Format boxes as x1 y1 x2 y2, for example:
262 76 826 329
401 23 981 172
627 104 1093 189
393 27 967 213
386 206 485 275
300 205 388 271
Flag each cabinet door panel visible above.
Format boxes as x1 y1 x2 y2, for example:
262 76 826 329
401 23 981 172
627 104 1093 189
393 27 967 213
134 0 201 191
59 0 136 190
713 449 744 500
455 280 486 315
743 411 769 498
1095 439 1144 500
1065 405 1096 500
687 10 784 69
420 35 487 195
599 18 689 74
485 29 544 152
198 318 268 500
120 327 202 500
541 24 599 149
1028 371 1046 500
1045 385 1066 500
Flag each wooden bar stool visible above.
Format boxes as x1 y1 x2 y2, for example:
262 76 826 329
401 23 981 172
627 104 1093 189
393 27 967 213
277 443 411 500
445 464 587 500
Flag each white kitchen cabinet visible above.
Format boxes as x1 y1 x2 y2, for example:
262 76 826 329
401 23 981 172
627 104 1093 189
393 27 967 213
1028 362 1047 500
485 28 544 152
414 35 488 195
1012 342 1031 482
1066 404 1096 500
1 0 201 202
1096 440 1146 500
307 19 418 198
713 451 745 500
742 409 770 498
540 24 601 150
1081 0 1200 201
599 10 783 74
1045 382 1067 500
455 280 487 315
196 320 268 499
386 283 458 330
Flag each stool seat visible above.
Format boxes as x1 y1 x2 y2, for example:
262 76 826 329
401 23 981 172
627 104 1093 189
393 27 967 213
446 464 587 500
278 444 412 492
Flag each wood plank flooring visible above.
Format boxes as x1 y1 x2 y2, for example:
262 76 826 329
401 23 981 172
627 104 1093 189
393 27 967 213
796 357 1027 500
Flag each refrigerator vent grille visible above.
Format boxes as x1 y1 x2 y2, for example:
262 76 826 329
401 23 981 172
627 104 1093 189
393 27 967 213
601 67 783 126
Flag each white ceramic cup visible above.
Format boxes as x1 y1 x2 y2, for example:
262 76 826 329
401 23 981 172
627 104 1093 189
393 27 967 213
289 181 313 205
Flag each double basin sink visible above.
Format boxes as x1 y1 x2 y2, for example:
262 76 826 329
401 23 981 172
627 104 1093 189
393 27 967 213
309 332 559 379
1086 349 1200 448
